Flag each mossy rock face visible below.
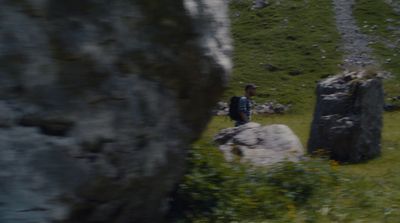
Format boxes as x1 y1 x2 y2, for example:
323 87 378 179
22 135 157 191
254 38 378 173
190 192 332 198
0 1 231 222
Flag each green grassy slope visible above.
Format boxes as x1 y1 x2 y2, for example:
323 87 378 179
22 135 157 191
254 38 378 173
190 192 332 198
170 0 400 222
226 0 342 113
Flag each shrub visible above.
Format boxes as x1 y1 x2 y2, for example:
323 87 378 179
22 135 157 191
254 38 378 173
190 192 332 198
168 141 339 223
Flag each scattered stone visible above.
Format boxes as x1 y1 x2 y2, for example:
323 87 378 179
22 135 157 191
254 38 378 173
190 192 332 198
212 101 229 116
286 35 297 41
214 123 304 166
386 25 400 31
385 0 400 14
253 101 291 114
233 11 241 17
251 0 269 10
384 96 400 111
280 76 289 81
308 70 384 163
376 71 392 79
289 70 302 76
213 101 290 116
264 63 280 72
384 103 400 111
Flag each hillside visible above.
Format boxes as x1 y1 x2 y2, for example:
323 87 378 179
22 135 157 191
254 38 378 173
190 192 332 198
171 0 400 222
226 0 342 113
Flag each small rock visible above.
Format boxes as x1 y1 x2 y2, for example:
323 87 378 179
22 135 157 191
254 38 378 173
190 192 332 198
251 0 269 10
264 63 280 72
286 35 297 41
386 25 400 31
213 100 290 116
212 101 229 116
384 103 400 111
216 110 229 116
289 70 302 76
216 101 228 110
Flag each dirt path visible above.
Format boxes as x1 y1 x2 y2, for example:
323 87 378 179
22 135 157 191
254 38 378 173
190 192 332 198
333 0 377 67
385 0 400 13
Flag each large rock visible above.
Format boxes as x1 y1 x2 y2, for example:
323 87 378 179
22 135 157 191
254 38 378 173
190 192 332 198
214 123 304 166
308 71 384 163
0 1 231 222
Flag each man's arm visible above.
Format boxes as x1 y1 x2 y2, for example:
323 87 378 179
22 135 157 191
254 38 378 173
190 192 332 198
238 97 249 123
239 111 249 122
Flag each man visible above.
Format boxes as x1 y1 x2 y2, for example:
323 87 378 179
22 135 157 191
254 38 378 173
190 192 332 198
236 84 257 126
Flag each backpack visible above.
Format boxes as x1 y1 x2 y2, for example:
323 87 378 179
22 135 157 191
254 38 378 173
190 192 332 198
228 96 241 121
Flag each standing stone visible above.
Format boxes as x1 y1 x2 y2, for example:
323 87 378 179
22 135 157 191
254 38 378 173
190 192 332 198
0 1 232 223
308 71 384 163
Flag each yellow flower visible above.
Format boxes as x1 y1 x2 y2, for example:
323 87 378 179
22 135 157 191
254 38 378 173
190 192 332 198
287 203 296 219
330 160 339 170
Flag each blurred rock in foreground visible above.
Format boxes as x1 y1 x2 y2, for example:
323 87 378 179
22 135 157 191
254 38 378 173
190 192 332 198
0 0 231 222
214 123 304 166
308 70 383 163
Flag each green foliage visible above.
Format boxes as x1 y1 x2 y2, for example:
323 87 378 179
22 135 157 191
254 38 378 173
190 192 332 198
170 111 400 222
169 140 339 223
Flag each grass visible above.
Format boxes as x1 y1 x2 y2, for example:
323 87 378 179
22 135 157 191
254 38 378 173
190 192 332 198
226 0 342 113
304 111 400 222
171 113 400 223
170 0 400 222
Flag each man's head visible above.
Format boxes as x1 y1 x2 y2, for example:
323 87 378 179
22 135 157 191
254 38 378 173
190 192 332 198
245 83 257 97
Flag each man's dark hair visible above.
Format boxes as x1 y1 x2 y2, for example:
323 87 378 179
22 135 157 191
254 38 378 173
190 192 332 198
245 83 257 91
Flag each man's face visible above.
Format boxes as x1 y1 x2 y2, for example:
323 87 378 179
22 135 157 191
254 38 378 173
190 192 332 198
248 87 257 97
